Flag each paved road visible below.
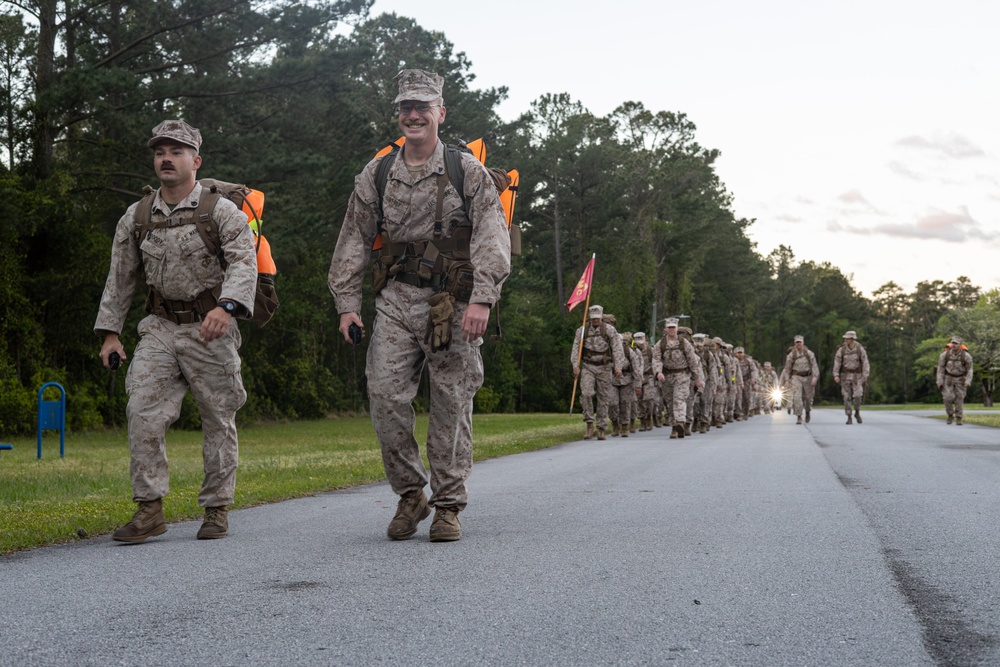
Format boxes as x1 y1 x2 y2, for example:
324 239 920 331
2 408 998 666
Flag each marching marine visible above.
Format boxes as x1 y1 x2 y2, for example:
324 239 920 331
833 330 870 424
936 336 974 425
572 305 626 440
780 335 819 424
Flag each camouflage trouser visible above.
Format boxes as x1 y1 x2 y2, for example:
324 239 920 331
580 361 615 430
713 388 727 423
738 383 754 418
789 375 815 416
661 372 691 426
840 373 865 412
684 380 696 425
638 376 657 420
941 379 968 418
367 280 484 511
611 382 634 425
696 385 714 424
125 314 246 507
726 382 738 419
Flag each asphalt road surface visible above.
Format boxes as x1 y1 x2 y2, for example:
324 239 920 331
3 408 998 666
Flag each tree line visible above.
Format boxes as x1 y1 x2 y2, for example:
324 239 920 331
1 0 996 434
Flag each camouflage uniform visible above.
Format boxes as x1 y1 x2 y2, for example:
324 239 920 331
723 344 741 421
95 172 257 507
833 331 870 423
609 331 643 437
780 338 819 422
571 309 626 436
652 323 704 436
328 138 511 511
710 338 728 427
692 334 719 433
735 350 758 420
634 334 657 431
936 338 974 424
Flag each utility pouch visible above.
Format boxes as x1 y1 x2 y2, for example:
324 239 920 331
445 262 475 303
372 257 390 295
425 291 455 352
417 244 439 281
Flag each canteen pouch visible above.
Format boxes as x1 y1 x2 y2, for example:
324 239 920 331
372 257 389 295
444 262 475 303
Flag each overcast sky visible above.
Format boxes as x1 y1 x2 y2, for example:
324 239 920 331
364 0 999 298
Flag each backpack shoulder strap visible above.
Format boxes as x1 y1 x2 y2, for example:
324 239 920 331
443 143 467 206
132 186 157 244
193 188 224 262
374 148 398 232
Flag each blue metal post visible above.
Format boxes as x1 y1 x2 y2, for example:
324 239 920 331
37 382 67 459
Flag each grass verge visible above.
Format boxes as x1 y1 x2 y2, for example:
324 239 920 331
0 414 579 555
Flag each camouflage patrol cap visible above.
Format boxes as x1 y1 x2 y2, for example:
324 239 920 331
588 304 604 319
764 361 772 367
734 347 745 353
725 343 733 350
633 332 646 342
794 335 804 343
394 69 444 103
148 120 201 151
843 330 857 339
692 333 707 340
663 317 678 328
950 335 963 345
712 337 724 346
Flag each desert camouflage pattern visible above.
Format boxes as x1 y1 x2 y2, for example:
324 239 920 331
780 346 820 417
95 183 256 507
366 279 484 509
328 142 511 313
834 341 871 414
572 321 626 430
652 337 703 427
937 346 974 420
95 185 257 332
610 337 644 428
328 141 510 511
125 315 245 505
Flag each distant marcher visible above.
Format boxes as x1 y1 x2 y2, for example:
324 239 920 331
652 318 704 439
833 330 870 424
780 335 819 425
936 336 974 425
95 120 258 542
572 305 625 440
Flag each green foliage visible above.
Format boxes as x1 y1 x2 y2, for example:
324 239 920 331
1 3 991 428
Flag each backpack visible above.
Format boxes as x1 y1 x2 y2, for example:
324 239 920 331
133 178 279 327
372 137 521 256
370 138 520 339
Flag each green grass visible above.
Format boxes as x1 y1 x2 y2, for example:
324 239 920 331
0 414 579 555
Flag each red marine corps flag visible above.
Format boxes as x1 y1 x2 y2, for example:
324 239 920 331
568 255 596 414
566 256 595 311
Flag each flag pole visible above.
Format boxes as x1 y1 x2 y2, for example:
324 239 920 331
569 254 596 414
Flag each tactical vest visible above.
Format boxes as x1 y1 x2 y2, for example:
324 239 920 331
839 344 863 372
581 323 613 365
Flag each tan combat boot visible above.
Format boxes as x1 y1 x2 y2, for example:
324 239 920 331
855 409 862 424
597 428 606 441
684 422 692 436
805 409 811 423
584 423 595 440
429 507 461 542
629 419 637 433
653 414 662 428
112 499 167 543
846 413 853 425
197 506 229 540
947 414 954 425
611 421 620 437
956 417 963 425
387 490 430 540
796 415 803 425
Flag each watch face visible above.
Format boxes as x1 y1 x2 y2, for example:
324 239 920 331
222 301 236 313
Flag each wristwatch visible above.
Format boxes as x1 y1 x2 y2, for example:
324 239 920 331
219 300 237 315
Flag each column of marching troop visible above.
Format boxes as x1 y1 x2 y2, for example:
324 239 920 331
571 305 789 441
